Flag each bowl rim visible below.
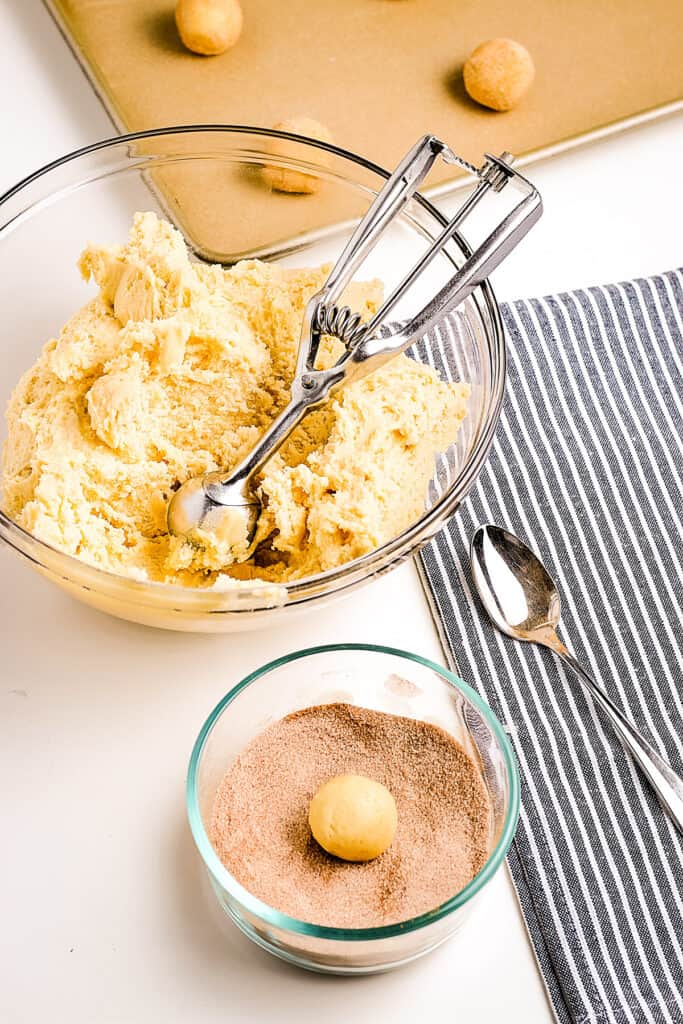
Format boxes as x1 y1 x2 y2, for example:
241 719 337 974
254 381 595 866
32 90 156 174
186 642 520 941
0 124 506 613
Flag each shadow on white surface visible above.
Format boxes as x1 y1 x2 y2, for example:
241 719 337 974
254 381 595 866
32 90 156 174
2 2 113 191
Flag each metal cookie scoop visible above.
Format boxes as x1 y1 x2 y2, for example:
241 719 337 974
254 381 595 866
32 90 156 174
471 524 683 834
167 135 542 550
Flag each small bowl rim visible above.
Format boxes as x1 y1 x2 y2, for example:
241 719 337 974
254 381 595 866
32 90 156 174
186 642 520 942
0 124 506 616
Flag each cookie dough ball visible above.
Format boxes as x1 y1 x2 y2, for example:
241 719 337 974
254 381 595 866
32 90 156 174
463 39 535 112
309 774 398 862
262 117 333 195
175 0 243 56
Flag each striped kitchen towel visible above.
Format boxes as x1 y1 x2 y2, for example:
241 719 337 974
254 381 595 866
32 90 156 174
417 270 683 1024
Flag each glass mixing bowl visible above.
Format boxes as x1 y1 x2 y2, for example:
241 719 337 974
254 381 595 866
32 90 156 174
0 126 505 631
187 644 520 974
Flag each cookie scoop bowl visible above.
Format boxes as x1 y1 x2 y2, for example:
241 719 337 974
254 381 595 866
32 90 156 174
187 645 520 974
0 126 505 632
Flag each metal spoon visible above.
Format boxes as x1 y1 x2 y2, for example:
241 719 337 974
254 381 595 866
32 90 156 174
470 523 683 834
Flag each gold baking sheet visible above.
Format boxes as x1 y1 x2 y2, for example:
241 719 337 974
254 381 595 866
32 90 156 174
45 0 683 257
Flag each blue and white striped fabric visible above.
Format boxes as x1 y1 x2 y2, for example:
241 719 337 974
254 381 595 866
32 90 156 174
418 271 683 1024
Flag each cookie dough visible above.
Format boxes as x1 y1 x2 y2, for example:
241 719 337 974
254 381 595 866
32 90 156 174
309 774 398 862
175 0 243 56
2 212 469 587
463 38 535 112
262 117 333 195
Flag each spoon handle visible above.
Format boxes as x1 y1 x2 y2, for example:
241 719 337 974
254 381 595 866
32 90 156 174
550 639 683 835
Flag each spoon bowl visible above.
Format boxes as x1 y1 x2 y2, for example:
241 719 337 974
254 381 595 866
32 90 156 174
470 524 561 641
167 472 260 546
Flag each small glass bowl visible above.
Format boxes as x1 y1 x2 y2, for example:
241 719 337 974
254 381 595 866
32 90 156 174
187 644 519 974
0 126 505 632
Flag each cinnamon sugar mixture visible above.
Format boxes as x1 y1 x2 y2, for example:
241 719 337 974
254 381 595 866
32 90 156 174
209 703 492 928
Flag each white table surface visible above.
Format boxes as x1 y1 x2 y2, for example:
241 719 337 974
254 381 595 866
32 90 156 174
2 5 682 1022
